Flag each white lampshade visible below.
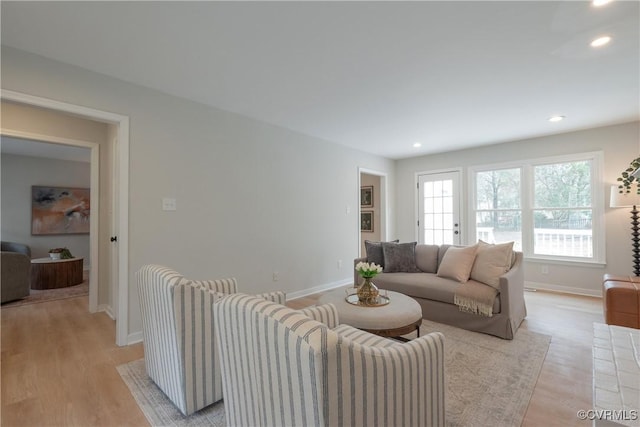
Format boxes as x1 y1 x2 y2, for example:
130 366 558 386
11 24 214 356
610 185 640 208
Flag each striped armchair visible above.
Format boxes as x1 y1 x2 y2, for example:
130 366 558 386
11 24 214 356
136 265 285 416
214 293 446 427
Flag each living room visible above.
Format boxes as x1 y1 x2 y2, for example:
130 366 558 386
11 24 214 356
1 1 638 426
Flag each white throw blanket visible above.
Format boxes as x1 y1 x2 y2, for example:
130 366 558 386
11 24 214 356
454 281 498 317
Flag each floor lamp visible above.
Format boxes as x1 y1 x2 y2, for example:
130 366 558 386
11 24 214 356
610 185 640 276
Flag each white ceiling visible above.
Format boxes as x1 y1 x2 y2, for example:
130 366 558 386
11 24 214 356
1 1 638 159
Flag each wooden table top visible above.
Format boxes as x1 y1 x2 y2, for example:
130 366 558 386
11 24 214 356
31 257 84 264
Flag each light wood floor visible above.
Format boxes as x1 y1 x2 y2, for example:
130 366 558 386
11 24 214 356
1 289 603 426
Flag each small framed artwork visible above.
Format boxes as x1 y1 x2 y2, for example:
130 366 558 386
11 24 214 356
361 186 373 208
31 186 90 235
361 211 374 232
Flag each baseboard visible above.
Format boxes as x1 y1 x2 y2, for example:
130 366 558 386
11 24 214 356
124 279 353 347
525 281 602 298
286 278 352 301
97 304 115 319
127 331 143 345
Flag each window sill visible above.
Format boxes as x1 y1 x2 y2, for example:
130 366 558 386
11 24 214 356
525 257 606 269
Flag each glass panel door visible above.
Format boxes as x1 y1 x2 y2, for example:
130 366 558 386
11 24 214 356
418 171 461 245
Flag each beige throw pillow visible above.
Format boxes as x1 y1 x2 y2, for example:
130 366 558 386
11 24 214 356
436 245 478 283
470 240 515 289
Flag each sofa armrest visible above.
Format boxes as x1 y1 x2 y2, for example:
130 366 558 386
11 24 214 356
1 252 31 303
497 251 525 317
353 257 367 286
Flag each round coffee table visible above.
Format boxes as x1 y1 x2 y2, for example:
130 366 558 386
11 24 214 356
30 257 84 290
318 287 423 339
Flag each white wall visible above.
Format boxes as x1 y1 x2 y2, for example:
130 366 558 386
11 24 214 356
1 47 395 340
1 153 91 262
395 121 640 296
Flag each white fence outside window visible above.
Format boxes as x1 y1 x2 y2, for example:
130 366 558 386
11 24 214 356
475 227 592 258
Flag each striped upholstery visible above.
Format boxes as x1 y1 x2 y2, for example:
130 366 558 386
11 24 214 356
136 265 237 415
214 293 446 427
298 303 340 329
191 277 238 294
332 323 398 348
255 291 287 305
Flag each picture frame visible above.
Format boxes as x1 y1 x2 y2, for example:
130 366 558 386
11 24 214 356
361 211 374 232
361 186 373 208
31 186 90 235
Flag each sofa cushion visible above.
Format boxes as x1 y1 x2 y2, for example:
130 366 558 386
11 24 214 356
373 272 499 313
415 244 439 273
382 242 421 273
470 240 514 289
436 245 478 283
364 239 399 268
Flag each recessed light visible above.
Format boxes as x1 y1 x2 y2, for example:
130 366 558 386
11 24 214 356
591 36 611 47
592 0 613 7
549 115 565 122
413 142 422 148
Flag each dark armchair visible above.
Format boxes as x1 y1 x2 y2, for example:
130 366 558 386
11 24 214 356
1 241 31 303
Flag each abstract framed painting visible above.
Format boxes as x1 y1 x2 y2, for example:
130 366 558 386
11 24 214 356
31 186 90 235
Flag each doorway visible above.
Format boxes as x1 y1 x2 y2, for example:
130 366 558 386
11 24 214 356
0 135 95 307
417 170 462 245
358 168 388 256
1 89 130 346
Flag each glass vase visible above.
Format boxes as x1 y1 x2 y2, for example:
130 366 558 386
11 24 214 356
357 277 379 304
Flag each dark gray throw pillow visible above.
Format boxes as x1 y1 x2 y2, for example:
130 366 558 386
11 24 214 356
365 240 399 268
382 242 421 273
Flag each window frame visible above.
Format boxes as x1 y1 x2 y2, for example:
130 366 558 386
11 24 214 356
468 151 605 265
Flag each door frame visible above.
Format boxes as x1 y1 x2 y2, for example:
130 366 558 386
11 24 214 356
358 167 389 257
415 167 464 244
2 89 131 346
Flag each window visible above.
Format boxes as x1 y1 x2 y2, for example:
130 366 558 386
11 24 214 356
533 161 593 258
471 152 604 263
475 168 522 251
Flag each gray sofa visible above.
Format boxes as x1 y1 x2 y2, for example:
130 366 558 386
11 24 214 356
1 241 32 304
354 243 526 339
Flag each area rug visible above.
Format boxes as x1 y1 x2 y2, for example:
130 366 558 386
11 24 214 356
417 320 550 426
1 282 89 308
117 319 550 427
117 359 225 427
